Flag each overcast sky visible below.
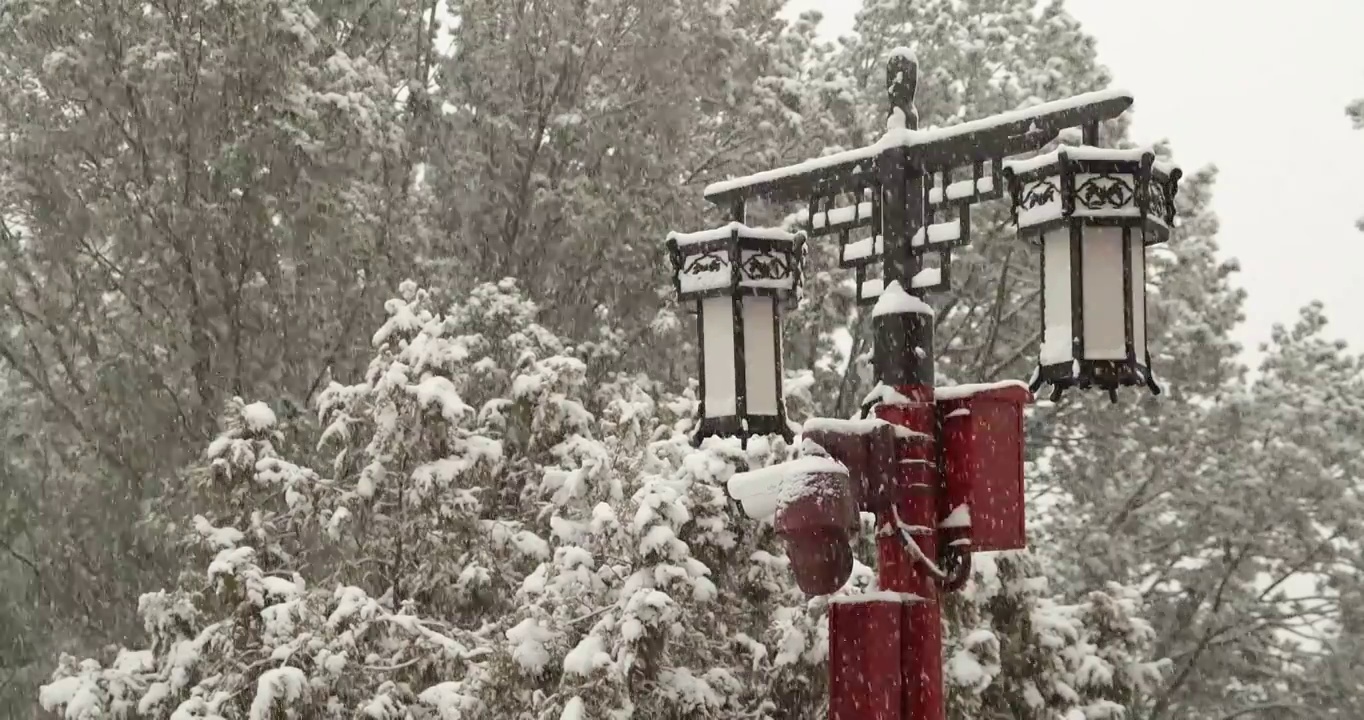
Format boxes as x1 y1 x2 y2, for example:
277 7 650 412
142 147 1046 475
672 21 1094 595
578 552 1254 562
786 0 1364 359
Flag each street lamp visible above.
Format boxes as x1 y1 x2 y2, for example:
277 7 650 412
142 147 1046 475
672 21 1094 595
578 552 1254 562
665 47 1180 720
665 222 805 445
1002 148 1183 401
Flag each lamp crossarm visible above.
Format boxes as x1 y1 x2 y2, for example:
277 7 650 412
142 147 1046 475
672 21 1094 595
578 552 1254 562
701 91 1133 207
905 93 1131 168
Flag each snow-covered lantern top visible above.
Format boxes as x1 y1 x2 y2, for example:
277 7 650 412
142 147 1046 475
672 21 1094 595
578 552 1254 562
665 222 805 443
1001 147 1182 401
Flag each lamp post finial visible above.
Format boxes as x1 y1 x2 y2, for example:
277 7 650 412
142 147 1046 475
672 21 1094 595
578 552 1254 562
887 47 919 130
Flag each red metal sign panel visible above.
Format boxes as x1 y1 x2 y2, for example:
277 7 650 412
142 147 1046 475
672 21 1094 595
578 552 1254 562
938 385 1031 551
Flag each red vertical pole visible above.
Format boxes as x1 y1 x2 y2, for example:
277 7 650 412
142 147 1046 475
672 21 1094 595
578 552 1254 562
874 387 942 720
829 598 903 720
874 50 945 720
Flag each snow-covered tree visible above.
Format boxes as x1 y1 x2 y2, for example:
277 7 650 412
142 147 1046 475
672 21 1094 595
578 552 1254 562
35 279 646 718
3 1 1201 711
37 276 1174 719
482 420 837 719
1033 163 1364 718
1227 304 1364 719
423 0 826 348
40 392 494 720
944 552 1167 720
10 0 1326 715
0 0 838 698
0 0 438 700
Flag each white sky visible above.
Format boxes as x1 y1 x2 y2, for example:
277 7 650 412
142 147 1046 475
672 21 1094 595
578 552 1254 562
787 0 1364 358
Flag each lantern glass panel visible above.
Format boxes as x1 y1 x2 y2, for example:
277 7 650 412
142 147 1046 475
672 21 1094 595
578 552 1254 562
1041 231 1072 366
742 295 780 416
1080 226 1127 360
1131 237 1147 361
701 295 736 417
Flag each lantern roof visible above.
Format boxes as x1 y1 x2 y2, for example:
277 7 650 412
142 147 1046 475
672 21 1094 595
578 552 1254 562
887 46 918 64
703 88 1134 204
665 221 798 248
1001 145 1181 177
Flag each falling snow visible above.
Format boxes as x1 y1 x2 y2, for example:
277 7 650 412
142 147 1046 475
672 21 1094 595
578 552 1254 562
12 1 1357 719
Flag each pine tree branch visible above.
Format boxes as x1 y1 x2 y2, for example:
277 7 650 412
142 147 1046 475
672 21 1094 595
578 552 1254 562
833 316 868 418
363 656 424 672
1255 528 1343 603
1214 702 1311 720
970 245 1015 376
1148 541 1254 719
0 537 40 582
982 328 1042 381
0 340 137 482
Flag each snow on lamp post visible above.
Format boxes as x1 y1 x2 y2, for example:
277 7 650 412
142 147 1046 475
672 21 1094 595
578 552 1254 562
666 47 1181 720
1002 148 1183 401
665 221 805 445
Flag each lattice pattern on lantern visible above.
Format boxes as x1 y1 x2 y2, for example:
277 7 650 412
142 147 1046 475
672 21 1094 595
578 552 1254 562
926 158 1004 209
1001 147 1183 401
1002 146 1180 240
840 231 884 268
793 187 879 270
740 247 795 288
842 220 887 308
786 185 891 308
907 163 970 294
665 222 806 303
855 269 885 307
800 187 877 241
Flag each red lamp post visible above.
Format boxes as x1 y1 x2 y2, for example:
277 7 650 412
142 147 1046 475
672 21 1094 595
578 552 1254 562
668 49 1181 720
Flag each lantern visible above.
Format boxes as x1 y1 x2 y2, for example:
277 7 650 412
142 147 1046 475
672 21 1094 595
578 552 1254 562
1001 147 1182 401
665 222 805 443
